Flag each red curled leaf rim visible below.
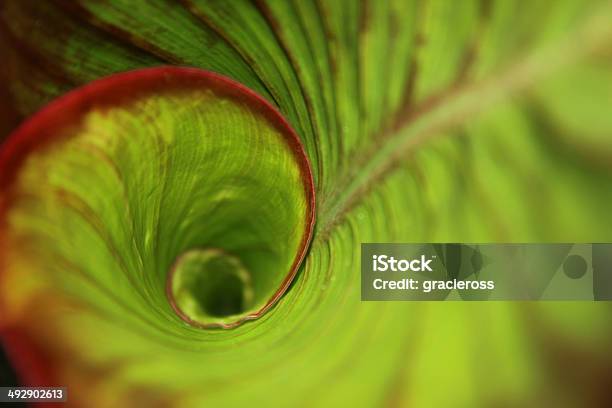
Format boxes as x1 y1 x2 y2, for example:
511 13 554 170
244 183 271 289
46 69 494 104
0 66 316 333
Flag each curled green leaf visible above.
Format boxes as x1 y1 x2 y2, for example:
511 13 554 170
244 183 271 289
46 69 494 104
1 1 612 407
0 67 315 331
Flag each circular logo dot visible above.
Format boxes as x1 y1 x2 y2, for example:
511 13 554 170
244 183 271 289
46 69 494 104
563 254 588 279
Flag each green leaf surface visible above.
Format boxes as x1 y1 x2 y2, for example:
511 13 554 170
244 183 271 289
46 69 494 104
1 1 612 407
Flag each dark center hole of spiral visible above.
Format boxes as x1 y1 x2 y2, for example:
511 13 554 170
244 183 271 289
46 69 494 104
192 259 246 317
169 249 254 324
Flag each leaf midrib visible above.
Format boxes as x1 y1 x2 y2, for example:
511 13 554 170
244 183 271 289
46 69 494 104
313 7 612 245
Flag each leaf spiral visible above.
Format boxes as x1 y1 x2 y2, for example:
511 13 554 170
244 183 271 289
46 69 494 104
0 67 315 332
2 1 612 407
